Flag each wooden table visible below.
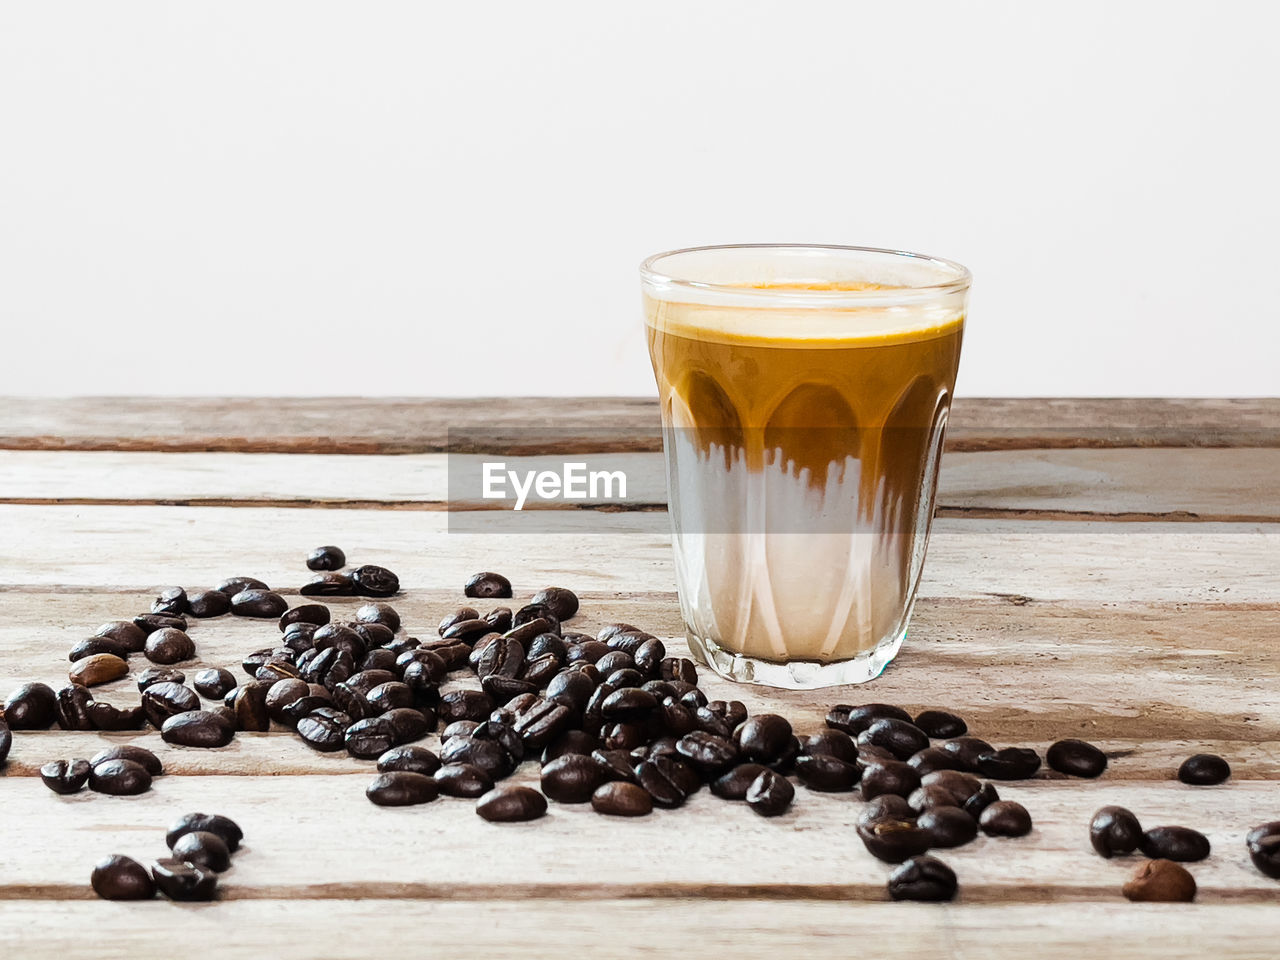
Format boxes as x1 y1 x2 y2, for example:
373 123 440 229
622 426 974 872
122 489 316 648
1 397 1277 959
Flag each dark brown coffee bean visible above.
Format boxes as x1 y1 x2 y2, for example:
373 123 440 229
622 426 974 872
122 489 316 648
464 571 512 599
914 709 967 739
90 745 162 776
908 747 966 776
1246 822 1280 879
1046 739 1107 778
979 800 1032 837
351 602 397 634
887 855 957 902
1140 826 1210 862
510 697 572 749
962 782 1000 819
542 753 608 803
68 636 133 662
976 747 1041 780
434 762 492 797
301 572 354 596
343 716 395 758
226 681 270 732
936 736 994 772
89 757 152 795
917 770 982 805
541 730 599 764
633 758 689 809
857 718 929 760
438 689 495 725
591 748 639 784
54 683 95 730
909 784 969 814
676 730 738 772
367 770 439 806
710 763 770 800
166 813 243 852
859 794 915 826
599 687 656 724
365 681 414 714
513 603 558 632
440 736 515 780
745 769 794 817
216 575 269 596
794 754 860 792
660 657 698 685
376 745 440 776
275 604 330 633
231 589 288 618
91 855 156 900
350 564 400 597
152 587 188 616
94 620 147 651
383 707 435 744
171 831 232 872
299 646 354 691
802 730 858 763
439 606 480 634
529 586 578 621
308 545 346 570
192 668 237 700
1123 859 1196 902
142 681 200 727
860 760 921 801
152 859 217 901
4 682 58 729
857 816 931 863
186 590 231 618
265 678 309 722
476 785 547 822
826 703 911 735
296 707 351 751
591 780 652 817
733 714 793 764
1090 805 1143 858
918 806 978 848
161 710 235 747
41 758 91 794
88 702 147 731
133 613 188 635
145 627 195 665
137 667 185 691
1177 753 1230 785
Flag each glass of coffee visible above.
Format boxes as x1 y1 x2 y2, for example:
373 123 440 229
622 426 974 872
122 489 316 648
642 244 970 688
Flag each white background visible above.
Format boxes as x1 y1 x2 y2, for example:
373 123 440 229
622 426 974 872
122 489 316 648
1 1 1276 398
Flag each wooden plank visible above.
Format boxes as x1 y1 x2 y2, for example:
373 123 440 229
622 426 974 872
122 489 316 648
1 398 1276 453
1 505 1276 603
2 901 1277 960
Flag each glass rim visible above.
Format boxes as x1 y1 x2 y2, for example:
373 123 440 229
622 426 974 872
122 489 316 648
640 243 971 307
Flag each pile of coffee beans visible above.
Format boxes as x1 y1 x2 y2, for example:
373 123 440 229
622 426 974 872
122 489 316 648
91 812 243 901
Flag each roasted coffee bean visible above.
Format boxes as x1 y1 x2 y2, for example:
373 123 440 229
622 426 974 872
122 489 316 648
242 648 275 678
162 710 235 748
307 545 346 570
216 575 269 596
171 831 232 872
350 564 400 597
365 681 414 714
918 770 982 804
592 780 652 817
860 761 921 801
857 718 930 761
600 688 657 724
137 667 185 692
859 794 915 826
230 589 289 618
94 620 147 651
794 754 860 792
331 683 372 720
1124 859 1197 902
351 602 397 634
675 730 738 772
802 730 858 763
433 761 492 797
745 769 794 817
439 606 481 635
377 745 441 776
511 697 572 749
277 604 331 633
343 716 395 758
438 689 496 725
514 603 558 633
936 736 994 772
152 587 188 616
478 637 525 681
193 668 237 700
564 640 609 666
633 639 666 676
142 681 200 727
145 627 195 665
442 720 480 741
918 806 978 848
908 747 966 776
1246 822 1280 879
91 854 156 900
602 631 650 657
69 636 134 662
167 813 243 852
301 573 354 596
133 613 187 635
887 855 957 902
314 624 368 661
476 785 547 822
914 709 967 739
484 606 513 632
1140 826 1210 862
599 722 644 751
542 753 609 803
4 682 58 729
734 714 793 764
265 678 310 723
186 590 232 618
592 748 640 784
41 758 91 794
296 707 351 751
1090 805 1143 858
857 817 932 863
976 747 1041 780
88 702 147 731
465 571 512 599
854 743 899 768
979 800 1032 837
89 757 152 795
655 697 695 738
826 703 912 735
91 745 162 776
711 763 770 800
367 771 439 806
597 622 640 642
519 653 559 689
705 699 748 730
1178 753 1231 785
361 647 397 672
384 707 434 744
527 634 569 664
300 646 354 691
595 651 635 676
542 730 600 764
909 783 967 814
54 683 95 730
1046 739 1107 778
226 681 270 731
660 657 698 685
152 859 217 901
635 758 693 808
281 695 335 729
441 736 515 780
962 783 1000 819
529 586 578 621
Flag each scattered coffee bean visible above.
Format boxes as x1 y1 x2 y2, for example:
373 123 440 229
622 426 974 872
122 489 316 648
308 545 346 570
193 668 237 700
87 702 147 731
476 785 547 822
465 571 512 599
976 747 1041 780
144 627 195 665
735 714 793 764
435 762 493 797
352 602 398 634
161 710 236 748
826 703 912 735
529 587 578 621
69 636 135 661
142 681 200 727
1046 739 1107 778
54 683 95 730
68 653 129 688
860 761 921 801
979 800 1032 837
227 682 271 732
542 753 608 803
745 769 794 817
1177 753 1230 786
1123 859 1196 902
857 718 930 761
592 780 653 817
794 753 860 792
908 747 966 776
279 604 332 632
351 564 400 597
301 573 354 596
152 587 188 616
1139 826 1210 862
963 782 1000 819
167 813 243 852
231 589 289 618
134 613 188 635
367 771 440 806
710 763 770 800
346 717 397 759
297 708 350 751
91 855 156 900
94 620 147 651
90 745 162 776
137 667 185 691
377 745 441 776
171 831 232 872
4 682 58 730
860 794 914 825
857 816 932 863
918 806 978 848
914 709 967 739
675 730 738 772
89 757 152 795
1090 805 1143 858
41 758 91 794
1246 822 1280 879
887 855 957 902
936 736 994 772
152 858 218 901
187 589 232 618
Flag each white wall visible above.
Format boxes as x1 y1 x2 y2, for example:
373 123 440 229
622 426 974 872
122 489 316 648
1 1 1276 398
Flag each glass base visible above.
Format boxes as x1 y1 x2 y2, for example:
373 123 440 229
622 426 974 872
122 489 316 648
686 627 906 689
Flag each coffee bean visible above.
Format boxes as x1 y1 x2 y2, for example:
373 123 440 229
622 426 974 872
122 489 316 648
167 812 243 852
1246 822 1280 879
510 697 572 749
913 709 967 739
296 707 350 750
734 714 793 764
595 651 635 676
308 545 346 570
133 613 188 635
464 571 512 599
435 762 493 797
1177 753 1230 785
88 702 147 731
41 758 91 794
439 607 480 634
301 573 354 596
794 754 860 792
476 785 547 822
346 717 397 759
216 575 269 596
145 627 195 665
91 855 156 900
1090 805 1143 858
152 858 217 901
1140 826 1210 862
745 769 794 817
94 620 147 652
908 747 966 776
708 763 768 800
367 771 440 806
162 710 235 748
660 657 698 685
54 683 95 730
801 730 858 763
439 689 496 724
89 757 152 795
226 681 271 732
193 668 237 700
676 730 738 772
541 753 608 803
962 783 1001 819
377 745 441 776
598 687 655 724
857 817 931 863
277 604 331 633
859 761 921 801
887 855 957 902
1123 859 1196 902
976 747 1041 780
918 806 978 848
857 718 930 761
592 781 653 817
152 587 188 616
365 681 414 714
231 589 289 618
529 586 578 621
541 730 599 764
314 624 367 661
633 639 666 676
265 678 310 723
350 564 400 597
142 681 201 727
636 757 698 808
514 604 558 634
936 736 994 772
171 831 232 872
68 636 133 662
4 682 57 729
382 707 434 744
826 703 911 735
917 770 982 805
591 748 640 784
300 646 354 691
1046 739 1107 778
187 590 232 618
909 784 969 813
137 667 185 691
91 745 163 776
979 800 1032 837
859 794 915 826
